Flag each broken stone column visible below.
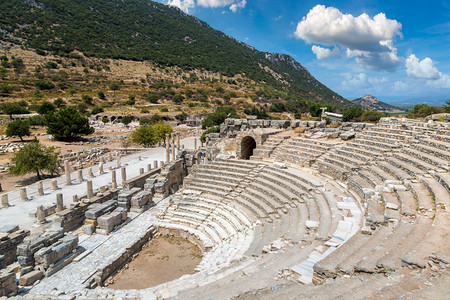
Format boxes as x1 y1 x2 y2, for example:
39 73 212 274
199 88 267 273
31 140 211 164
56 193 64 212
98 162 104 175
1 194 9 208
20 188 28 201
64 160 71 186
165 134 170 163
72 195 79 202
147 164 152 172
172 135 176 161
160 161 165 168
37 181 44 196
194 138 197 150
138 156 141 161
176 133 180 150
153 160 158 169
36 205 46 224
88 168 94 178
86 180 94 199
77 170 84 183
107 152 112 161
121 167 126 183
51 180 58 190
111 170 117 189
140 168 144 174
181 144 184 149
117 157 122 168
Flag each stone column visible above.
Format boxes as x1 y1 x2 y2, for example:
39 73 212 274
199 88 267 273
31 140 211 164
138 156 141 161
72 195 79 202
147 164 152 172
51 180 58 190
37 181 44 196
98 162 104 175
201 140 204 147
107 152 112 161
56 193 63 212
1 194 9 208
64 160 71 186
88 168 94 178
172 135 176 161
165 134 170 163
153 160 158 169
176 133 180 150
86 180 94 199
160 161 165 168
77 170 84 183
140 168 144 174
20 188 28 201
36 206 46 224
111 170 117 189
117 157 122 168
121 167 126 183
181 144 184 149
194 138 197 151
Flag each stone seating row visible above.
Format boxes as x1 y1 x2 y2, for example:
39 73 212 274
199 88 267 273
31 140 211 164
271 137 334 166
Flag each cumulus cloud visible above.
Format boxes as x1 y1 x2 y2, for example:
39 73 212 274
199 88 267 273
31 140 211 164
168 0 195 12
168 0 245 13
295 5 402 71
405 54 440 79
311 45 340 60
230 0 246 12
341 73 390 90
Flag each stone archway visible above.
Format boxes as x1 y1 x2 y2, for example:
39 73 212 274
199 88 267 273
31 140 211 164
240 136 256 160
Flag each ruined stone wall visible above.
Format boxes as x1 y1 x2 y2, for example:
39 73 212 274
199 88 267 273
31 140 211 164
0 229 29 265
123 168 161 190
220 118 326 138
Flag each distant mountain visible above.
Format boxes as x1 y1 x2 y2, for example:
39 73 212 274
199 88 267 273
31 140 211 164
0 0 352 109
351 95 399 111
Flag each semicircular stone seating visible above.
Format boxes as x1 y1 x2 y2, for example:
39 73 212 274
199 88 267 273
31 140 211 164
29 118 450 299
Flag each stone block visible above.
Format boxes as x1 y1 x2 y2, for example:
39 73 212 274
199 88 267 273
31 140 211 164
18 270 43 286
83 225 95 235
340 131 356 140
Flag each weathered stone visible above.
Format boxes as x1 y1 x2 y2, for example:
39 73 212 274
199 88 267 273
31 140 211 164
18 270 43 286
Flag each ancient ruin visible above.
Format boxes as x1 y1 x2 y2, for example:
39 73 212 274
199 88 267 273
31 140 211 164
0 117 449 299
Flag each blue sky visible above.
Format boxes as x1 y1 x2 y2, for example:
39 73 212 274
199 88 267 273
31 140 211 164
156 0 450 105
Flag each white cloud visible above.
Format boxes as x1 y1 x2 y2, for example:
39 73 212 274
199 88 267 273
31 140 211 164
229 0 246 12
295 5 402 71
393 80 409 91
341 73 370 89
405 54 440 79
427 73 450 88
168 0 195 13
168 0 245 13
311 45 340 60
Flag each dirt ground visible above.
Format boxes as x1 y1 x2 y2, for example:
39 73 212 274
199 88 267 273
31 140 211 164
106 235 202 290
0 125 128 192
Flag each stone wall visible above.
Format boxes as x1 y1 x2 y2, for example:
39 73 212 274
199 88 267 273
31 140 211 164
0 227 29 265
220 118 326 138
123 168 161 190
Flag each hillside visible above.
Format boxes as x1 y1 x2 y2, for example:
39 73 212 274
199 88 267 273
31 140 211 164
351 95 399 112
0 0 351 110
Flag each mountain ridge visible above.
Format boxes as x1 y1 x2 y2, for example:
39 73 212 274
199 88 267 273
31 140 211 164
351 94 399 111
0 0 352 109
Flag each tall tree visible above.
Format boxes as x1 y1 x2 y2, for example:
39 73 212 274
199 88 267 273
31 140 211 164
45 106 94 140
9 141 60 180
6 120 30 141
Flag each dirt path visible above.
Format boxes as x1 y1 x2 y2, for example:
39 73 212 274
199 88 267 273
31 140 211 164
106 235 202 290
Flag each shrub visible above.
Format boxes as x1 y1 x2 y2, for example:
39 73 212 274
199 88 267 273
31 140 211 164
91 106 104 115
102 116 109 123
202 106 239 129
97 91 106 99
122 115 132 125
34 81 55 90
361 111 385 122
343 107 363 122
131 122 173 147
200 126 220 143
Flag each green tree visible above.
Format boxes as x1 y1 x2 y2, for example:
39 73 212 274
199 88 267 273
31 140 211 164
1 103 29 119
146 93 158 103
122 115 132 125
91 106 104 115
6 120 31 141
9 141 60 180
361 111 385 122
34 80 55 90
343 107 364 122
53 98 66 107
102 116 109 123
26 115 46 127
200 126 220 143
130 122 173 147
45 106 94 140
37 101 56 115
172 93 183 104
98 91 106 99
202 106 239 129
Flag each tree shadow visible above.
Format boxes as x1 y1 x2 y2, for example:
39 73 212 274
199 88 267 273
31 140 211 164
16 174 59 186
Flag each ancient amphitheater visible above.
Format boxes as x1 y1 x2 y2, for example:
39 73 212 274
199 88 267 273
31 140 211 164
0 117 449 299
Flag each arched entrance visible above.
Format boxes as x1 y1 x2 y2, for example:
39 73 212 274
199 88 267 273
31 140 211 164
240 136 256 160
